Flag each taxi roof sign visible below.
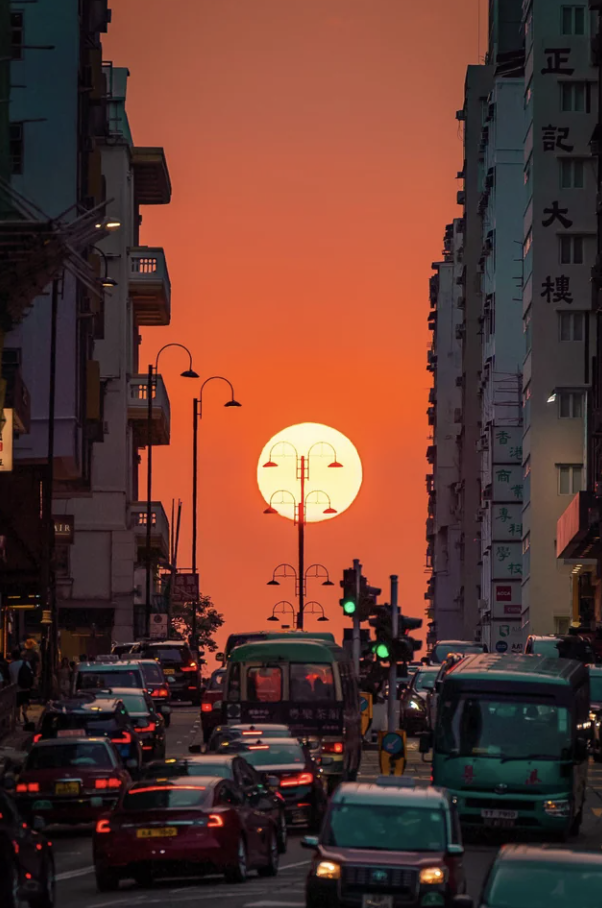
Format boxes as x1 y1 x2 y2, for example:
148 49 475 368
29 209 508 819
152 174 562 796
375 775 416 788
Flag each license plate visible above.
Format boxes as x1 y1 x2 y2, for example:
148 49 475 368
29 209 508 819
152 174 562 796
362 896 393 908
163 669 175 675
481 809 518 820
291 809 308 825
136 827 177 838
55 781 80 796
33 800 53 811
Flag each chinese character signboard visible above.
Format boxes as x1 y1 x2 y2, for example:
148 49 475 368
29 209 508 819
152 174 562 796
492 504 523 541
0 409 14 472
492 427 523 465
492 466 523 503
171 572 199 604
492 542 523 580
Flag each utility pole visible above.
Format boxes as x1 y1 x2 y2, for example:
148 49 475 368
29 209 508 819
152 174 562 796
297 455 306 629
352 558 361 676
388 575 399 733
145 363 154 638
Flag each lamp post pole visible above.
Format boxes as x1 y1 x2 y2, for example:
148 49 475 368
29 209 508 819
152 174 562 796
190 378 241 651
297 456 305 630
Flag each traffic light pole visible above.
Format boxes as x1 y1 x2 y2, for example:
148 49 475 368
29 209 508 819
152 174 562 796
352 558 361 675
388 575 399 733
297 456 306 629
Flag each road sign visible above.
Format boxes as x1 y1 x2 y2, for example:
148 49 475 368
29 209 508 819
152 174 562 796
359 691 373 738
149 614 168 638
171 573 199 604
378 729 406 776
495 640 508 653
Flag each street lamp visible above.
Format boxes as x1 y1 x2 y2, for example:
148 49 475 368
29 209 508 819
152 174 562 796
91 245 118 288
266 562 334 597
262 438 341 631
266 600 329 623
191 377 241 652
145 344 199 636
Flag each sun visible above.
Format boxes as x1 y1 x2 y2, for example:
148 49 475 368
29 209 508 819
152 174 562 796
257 423 362 523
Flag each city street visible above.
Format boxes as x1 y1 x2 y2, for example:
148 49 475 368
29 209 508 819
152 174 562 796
50 705 602 908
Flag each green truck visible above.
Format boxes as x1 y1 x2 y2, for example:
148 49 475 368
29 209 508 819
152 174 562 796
420 653 589 837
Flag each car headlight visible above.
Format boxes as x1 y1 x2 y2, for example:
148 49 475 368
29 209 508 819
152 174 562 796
315 861 341 880
419 866 446 885
590 711 597 722
543 799 570 817
408 700 422 710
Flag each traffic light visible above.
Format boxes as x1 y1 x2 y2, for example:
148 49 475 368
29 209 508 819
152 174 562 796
369 608 423 663
339 568 357 615
357 576 381 621
399 615 423 656
369 605 393 662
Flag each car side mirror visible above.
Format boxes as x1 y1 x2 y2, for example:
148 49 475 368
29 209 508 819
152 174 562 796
301 835 319 849
32 815 46 832
452 897 473 908
447 844 464 856
419 731 433 754
23 722 35 733
188 743 202 754
216 652 226 664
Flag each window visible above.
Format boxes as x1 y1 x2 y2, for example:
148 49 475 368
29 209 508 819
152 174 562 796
524 309 532 354
561 82 590 113
554 616 571 635
11 12 23 59
561 6 586 35
560 235 584 264
9 124 23 175
560 159 585 188
290 663 335 701
525 9 533 49
523 383 532 428
523 229 533 258
247 666 282 702
558 311 585 341
524 153 533 189
558 390 584 417
558 464 583 494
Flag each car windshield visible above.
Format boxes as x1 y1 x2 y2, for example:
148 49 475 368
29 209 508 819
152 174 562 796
143 762 230 779
41 714 120 735
433 643 483 663
436 695 571 759
119 694 148 713
149 647 188 663
485 865 602 908
77 669 142 690
140 663 164 683
590 676 602 703
240 743 305 766
27 743 113 770
529 639 561 658
414 672 436 692
324 803 446 851
209 671 225 691
290 663 335 701
123 785 210 810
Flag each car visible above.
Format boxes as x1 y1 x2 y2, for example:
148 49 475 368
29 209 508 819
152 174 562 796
217 737 327 830
131 640 202 704
397 683 430 736
588 665 602 761
140 753 288 852
122 658 172 727
427 653 465 729
95 689 166 762
73 660 146 694
408 666 439 701
203 723 294 753
200 667 226 738
429 641 488 664
462 844 602 908
15 737 131 826
525 634 594 663
110 643 136 658
32 696 143 775
0 790 55 908
92 775 279 889
303 778 465 908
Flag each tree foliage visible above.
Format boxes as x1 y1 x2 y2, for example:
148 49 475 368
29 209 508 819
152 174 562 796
170 594 224 653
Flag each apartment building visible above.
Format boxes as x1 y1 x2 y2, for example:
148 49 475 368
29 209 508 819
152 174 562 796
425 222 464 646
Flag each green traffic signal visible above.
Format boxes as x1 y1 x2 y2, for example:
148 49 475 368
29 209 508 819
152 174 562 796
343 600 356 615
375 642 390 659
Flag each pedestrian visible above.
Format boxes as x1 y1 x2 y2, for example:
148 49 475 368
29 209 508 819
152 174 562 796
8 648 34 723
58 656 71 697
23 638 40 678
0 653 9 686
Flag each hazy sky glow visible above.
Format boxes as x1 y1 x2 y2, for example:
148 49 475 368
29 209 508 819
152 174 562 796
104 0 484 652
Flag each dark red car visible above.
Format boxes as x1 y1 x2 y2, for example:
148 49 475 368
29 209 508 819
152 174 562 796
15 737 131 826
93 775 279 890
304 779 465 908
0 790 55 908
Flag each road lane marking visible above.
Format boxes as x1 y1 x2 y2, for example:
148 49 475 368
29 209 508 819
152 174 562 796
56 866 94 881
244 902 304 907
280 860 310 871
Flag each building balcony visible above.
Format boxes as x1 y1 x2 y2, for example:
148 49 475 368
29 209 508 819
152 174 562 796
127 374 170 445
129 247 171 326
130 501 170 563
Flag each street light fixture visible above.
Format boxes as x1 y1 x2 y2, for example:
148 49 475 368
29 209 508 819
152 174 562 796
145 344 199 636
191 377 241 652
266 599 329 624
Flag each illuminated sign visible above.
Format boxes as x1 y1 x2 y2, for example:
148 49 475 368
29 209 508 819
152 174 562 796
0 408 14 472
54 516 75 544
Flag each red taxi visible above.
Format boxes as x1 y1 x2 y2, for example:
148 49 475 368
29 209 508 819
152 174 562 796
15 737 131 826
93 775 279 890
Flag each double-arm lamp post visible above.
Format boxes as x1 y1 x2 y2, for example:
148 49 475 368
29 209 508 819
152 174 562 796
267 599 329 627
145 344 198 635
191 377 241 651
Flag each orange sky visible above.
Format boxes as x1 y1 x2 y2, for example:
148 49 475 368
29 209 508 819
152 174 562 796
104 0 484 656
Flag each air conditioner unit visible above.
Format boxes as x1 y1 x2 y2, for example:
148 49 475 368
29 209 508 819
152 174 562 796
456 109 466 121
454 408 462 424
478 598 489 610
455 376 463 388
482 486 492 501
457 191 466 205
455 324 466 340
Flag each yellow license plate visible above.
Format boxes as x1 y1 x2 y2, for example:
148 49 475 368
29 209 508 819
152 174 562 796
55 781 80 795
136 827 177 838
163 669 175 675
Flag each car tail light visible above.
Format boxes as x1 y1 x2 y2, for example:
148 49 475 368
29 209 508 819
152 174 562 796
95 778 122 790
137 721 156 733
151 688 169 698
111 731 132 745
181 664 197 672
207 814 224 827
96 818 111 834
33 734 42 743
201 702 213 712
322 742 343 754
280 773 313 787
16 782 40 793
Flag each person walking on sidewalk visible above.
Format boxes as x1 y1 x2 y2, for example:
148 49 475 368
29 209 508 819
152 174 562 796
9 648 34 724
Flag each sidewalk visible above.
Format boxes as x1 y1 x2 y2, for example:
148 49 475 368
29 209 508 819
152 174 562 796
0 703 43 773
